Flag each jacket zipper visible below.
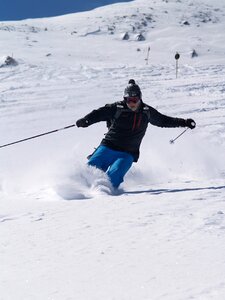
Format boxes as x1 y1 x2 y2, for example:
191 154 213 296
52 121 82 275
132 113 142 130
132 113 137 131
137 114 142 128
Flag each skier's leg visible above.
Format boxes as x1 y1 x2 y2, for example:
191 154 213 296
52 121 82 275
107 153 134 188
88 145 114 172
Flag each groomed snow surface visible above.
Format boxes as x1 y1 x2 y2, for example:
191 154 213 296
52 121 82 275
0 0 225 299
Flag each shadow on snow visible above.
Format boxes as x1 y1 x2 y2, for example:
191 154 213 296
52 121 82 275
125 185 225 196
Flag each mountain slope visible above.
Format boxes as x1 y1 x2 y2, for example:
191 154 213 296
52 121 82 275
0 0 225 299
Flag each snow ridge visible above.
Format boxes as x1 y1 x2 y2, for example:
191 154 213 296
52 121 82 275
0 0 225 299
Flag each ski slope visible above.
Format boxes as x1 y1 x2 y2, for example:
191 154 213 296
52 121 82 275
0 0 225 299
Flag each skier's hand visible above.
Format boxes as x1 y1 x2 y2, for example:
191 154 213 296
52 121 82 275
76 118 89 128
186 119 196 129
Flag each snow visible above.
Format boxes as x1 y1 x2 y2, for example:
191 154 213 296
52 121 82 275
1 0 225 299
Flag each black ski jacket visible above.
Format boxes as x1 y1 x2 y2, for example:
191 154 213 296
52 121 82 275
83 100 187 162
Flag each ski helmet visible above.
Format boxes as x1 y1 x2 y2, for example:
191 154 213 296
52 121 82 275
124 79 142 99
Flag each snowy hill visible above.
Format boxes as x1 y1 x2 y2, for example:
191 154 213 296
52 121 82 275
1 0 225 299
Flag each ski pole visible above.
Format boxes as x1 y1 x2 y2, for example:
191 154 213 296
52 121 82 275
169 128 189 144
0 124 76 149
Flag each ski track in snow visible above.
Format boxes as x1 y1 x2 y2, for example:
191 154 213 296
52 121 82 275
1 0 225 299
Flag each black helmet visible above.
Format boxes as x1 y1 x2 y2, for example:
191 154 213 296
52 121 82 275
124 79 142 99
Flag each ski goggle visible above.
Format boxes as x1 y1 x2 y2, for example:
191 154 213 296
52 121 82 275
125 97 140 104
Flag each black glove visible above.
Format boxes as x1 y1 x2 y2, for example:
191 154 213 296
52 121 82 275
186 118 196 129
76 118 89 128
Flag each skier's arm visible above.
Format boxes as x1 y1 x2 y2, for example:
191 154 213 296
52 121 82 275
76 104 117 127
149 107 196 129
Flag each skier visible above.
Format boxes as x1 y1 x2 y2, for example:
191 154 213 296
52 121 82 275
76 79 196 189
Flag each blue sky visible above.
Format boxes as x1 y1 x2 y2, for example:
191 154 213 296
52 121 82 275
0 0 133 21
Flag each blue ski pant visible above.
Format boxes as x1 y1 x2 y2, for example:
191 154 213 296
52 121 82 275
88 145 134 188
